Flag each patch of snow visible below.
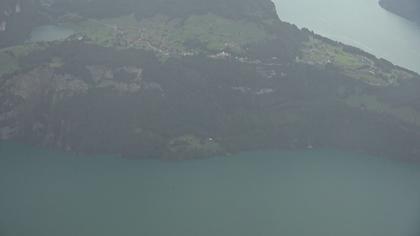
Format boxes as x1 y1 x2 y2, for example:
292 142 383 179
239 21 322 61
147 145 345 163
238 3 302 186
0 21 6 31
15 3 21 13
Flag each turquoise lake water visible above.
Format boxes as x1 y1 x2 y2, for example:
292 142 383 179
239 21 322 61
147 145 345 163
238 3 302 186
29 25 74 42
1 142 419 236
274 0 420 73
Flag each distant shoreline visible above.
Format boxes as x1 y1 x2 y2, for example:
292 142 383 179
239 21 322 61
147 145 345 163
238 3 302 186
379 0 420 24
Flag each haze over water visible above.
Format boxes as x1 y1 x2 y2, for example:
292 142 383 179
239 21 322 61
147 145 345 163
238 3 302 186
274 0 420 73
1 143 420 236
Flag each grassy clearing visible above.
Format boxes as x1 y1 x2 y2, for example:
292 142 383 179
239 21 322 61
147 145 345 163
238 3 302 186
301 37 363 70
300 37 415 86
63 14 269 54
181 14 268 52
63 20 115 46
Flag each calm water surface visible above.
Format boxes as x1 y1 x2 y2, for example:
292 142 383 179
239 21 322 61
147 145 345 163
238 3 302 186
1 143 419 236
274 0 420 73
29 25 74 42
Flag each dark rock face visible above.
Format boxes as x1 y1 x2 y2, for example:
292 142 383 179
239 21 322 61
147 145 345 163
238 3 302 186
380 0 420 23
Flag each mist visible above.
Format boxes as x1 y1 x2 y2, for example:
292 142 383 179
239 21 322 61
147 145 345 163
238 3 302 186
1 0 420 235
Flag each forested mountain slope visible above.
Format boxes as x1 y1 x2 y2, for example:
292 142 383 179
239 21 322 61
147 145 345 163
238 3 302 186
1 0 420 160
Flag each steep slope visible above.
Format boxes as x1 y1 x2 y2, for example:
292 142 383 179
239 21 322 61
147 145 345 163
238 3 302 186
1 0 420 160
380 0 420 23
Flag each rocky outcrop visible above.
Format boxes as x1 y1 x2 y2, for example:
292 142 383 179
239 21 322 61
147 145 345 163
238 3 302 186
0 60 146 147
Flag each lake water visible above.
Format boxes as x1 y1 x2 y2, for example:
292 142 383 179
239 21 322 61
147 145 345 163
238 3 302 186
1 142 420 236
29 25 74 42
273 0 420 73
